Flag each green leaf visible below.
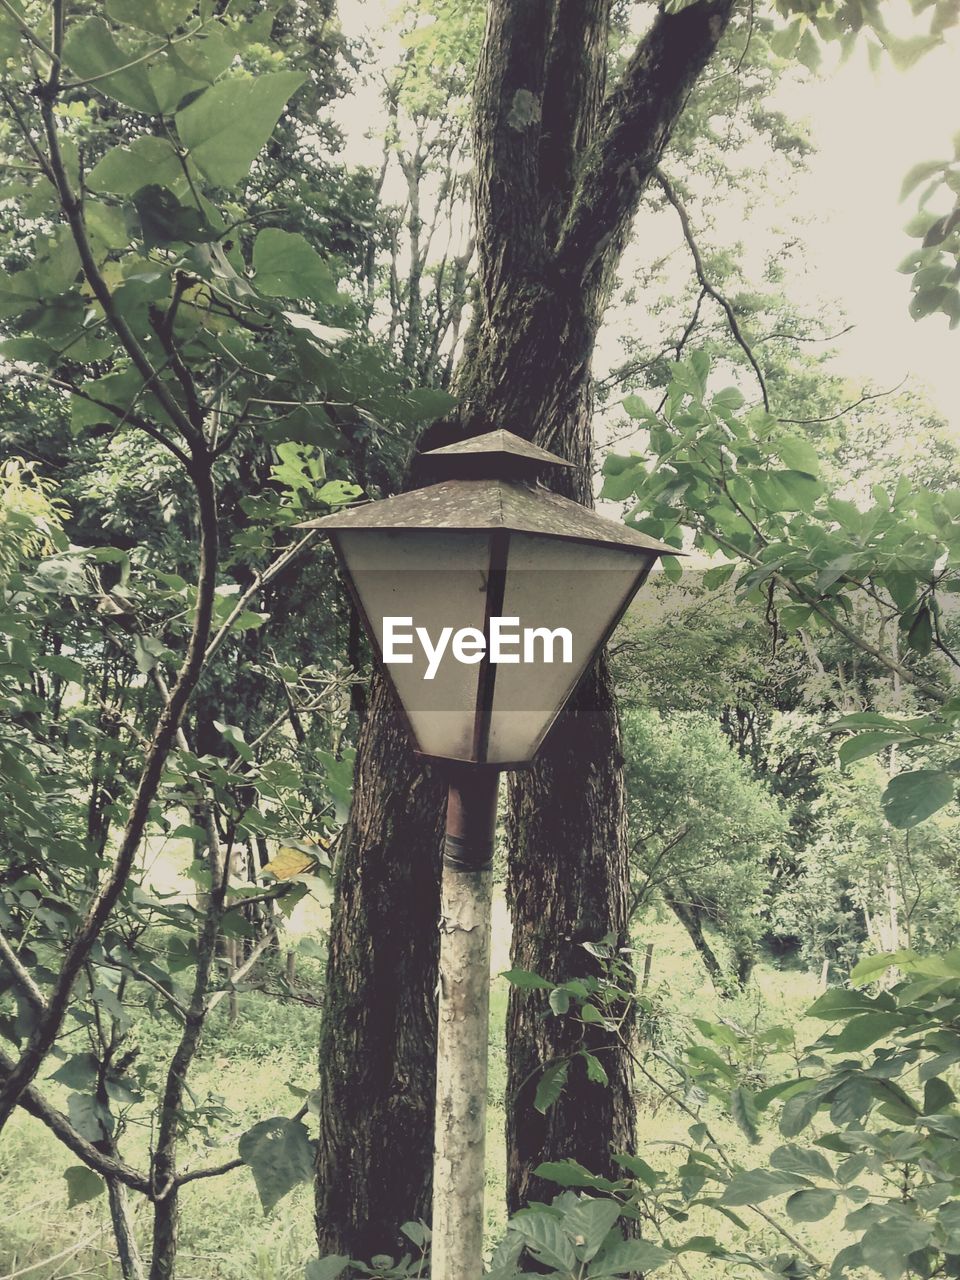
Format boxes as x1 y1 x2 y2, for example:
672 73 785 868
64 1165 105 1208
752 469 824 513
720 1168 811 1205
770 1144 834 1181
509 1209 577 1271
779 1090 820 1137
502 968 551 990
797 26 821 71
61 18 160 113
252 228 337 303
829 1012 902 1051
849 951 916 985
549 987 570 1015
589 1239 672 1277
67 1093 114 1143
786 1188 836 1222
534 1060 568 1113
176 71 306 187
860 1217 933 1280
882 769 953 828
87 136 184 196
622 394 657 421
134 185 218 247
806 987 893 1018
730 1086 760 1143
305 1259 350 1280
105 0 195 35
612 1153 660 1186
901 159 946 201
777 435 820 476
712 386 745 413
905 605 933 656
582 1051 609 1087
839 732 897 766
238 1117 315 1214
533 1160 607 1189
566 1198 623 1262
305 1258 350 1280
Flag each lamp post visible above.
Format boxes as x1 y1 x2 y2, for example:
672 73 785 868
300 429 676 1280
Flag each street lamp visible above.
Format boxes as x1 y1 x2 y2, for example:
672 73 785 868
300 428 676 1280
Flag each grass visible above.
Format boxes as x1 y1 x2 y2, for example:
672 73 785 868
0 895 834 1279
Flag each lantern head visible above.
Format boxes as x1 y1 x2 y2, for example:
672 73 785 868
299 430 678 768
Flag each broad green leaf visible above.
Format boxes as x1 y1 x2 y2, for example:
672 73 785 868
786 1188 836 1222
770 1144 834 1181
612 1153 660 1186
589 1238 672 1277
87 136 185 196
882 769 953 828
134 186 218 247
61 18 160 113
730 1086 759 1143
860 1216 933 1280
901 159 946 201
806 987 894 1018
67 1092 114 1143
582 1050 609 1087
176 71 306 187
828 1012 902 1051
105 0 195 35
509 1209 577 1271
839 731 898 766
779 1089 820 1137
566 1197 622 1262
64 1165 105 1208
849 950 916 984
305 1258 350 1280
830 1076 872 1125
752 469 823 513
534 1059 568 1113
777 435 820 476
237 1117 315 1214
720 1168 811 1205
622 394 657 421
713 386 745 413
533 1160 608 1189
252 228 337 302
282 311 350 344
502 968 551 990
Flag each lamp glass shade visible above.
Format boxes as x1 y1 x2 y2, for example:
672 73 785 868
332 526 654 767
486 533 646 763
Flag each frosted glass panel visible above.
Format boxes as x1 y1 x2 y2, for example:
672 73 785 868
336 528 490 761
486 535 646 764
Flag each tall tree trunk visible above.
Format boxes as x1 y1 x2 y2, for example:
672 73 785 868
313 0 734 1253
314 674 445 1258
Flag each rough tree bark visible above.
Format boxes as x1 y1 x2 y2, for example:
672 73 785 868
314 0 735 1255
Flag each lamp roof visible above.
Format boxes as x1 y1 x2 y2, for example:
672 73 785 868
421 428 573 475
298 476 680 556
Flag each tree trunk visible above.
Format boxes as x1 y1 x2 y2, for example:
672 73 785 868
314 673 445 1259
506 659 636 1211
663 886 730 996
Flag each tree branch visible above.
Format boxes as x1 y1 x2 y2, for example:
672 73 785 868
654 167 770 411
559 0 735 283
0 1047 151 1194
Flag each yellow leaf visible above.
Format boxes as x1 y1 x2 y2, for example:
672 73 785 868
262 846 315 880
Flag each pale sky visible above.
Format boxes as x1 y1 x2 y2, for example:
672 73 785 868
333 3 958 435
